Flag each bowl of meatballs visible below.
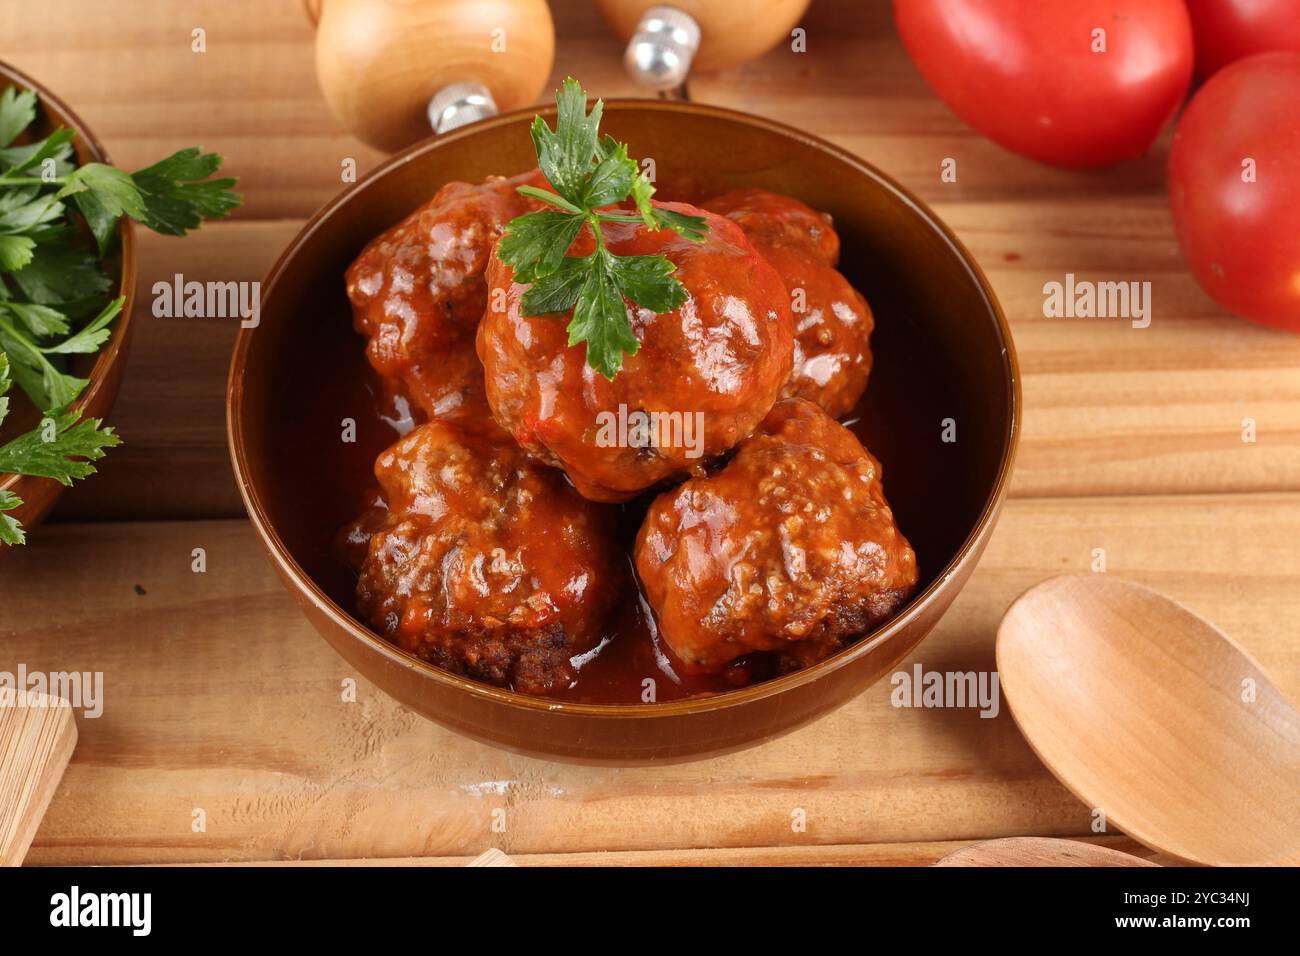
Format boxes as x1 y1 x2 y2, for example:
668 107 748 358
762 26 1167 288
228 93 1019 763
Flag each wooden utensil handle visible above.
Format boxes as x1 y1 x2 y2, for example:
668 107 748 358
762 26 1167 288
310 0 555 151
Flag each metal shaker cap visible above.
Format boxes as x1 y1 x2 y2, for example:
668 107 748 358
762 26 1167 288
427 81 498 134
624 5 702 89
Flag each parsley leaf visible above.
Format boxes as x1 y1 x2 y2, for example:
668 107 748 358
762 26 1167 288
649 206 709 242
0 352 119 546
10 236 112 304
496 210 585 284
497 79 710 379
57 162 147 255
581 138 637 209
1 300 69 337
43 296 122 354
0 127 76 178
0 90 241 544
567 247 641 378
0 488 22 545
0 234 35 270
58 163 147 219
530 79 603 203
0 404 120 483
608 253 690 314
0 87 37 149
521 254 589 316
131 148 240 237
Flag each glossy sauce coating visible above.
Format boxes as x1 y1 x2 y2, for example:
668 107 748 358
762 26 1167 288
354 416 622 695
344 171 544 419
704 189 874 418
635 398 918 674
477 202 794 502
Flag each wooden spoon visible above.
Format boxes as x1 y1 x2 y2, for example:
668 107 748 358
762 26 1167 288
997 574 1300 867
934 837 1156 867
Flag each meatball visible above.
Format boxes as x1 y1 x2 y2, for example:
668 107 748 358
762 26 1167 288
703 189 874 418
345 170 544 419
355 416 621 694
477 202 794 502
635 398 918 674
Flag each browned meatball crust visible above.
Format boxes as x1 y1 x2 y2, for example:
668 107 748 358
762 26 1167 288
345 171 545 418
703 189 874 418
355 417 621 694
477 201 794 502
635 398 918 674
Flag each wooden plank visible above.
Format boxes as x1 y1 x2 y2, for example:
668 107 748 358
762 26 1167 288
45 203 1300 522
6 0 1291 523
3 0 1177 219
53 222 295 521
163 836 1164 867
5 493 1297 865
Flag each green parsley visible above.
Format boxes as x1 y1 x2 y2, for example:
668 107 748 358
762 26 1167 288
497 78 709 379
0 85 241 545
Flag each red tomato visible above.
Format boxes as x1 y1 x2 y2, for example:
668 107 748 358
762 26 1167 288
1186 0 1300 78
894 0 1194 168
1169 52 1300 330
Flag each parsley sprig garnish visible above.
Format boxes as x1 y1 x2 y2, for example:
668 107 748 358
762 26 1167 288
0 85 241 545
497 79 708 379
0 353 120 544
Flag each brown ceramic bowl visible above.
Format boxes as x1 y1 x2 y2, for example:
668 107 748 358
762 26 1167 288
0 61 136 537
228 100 1019 764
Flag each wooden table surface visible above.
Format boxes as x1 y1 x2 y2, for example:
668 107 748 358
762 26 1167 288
2 0 1297 866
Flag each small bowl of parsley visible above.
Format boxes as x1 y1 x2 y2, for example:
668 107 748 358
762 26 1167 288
0 61 239 545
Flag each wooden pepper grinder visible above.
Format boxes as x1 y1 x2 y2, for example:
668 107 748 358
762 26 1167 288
596 0 811 89
304 0 556 151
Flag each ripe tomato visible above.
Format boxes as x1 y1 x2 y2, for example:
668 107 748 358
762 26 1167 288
1169 52 1300 330
894 0 1194 168
1186 0 1300 78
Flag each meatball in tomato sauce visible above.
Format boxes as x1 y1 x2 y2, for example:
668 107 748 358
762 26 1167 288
635 398 918 675
477 202 794 502
355 416 621 695
345 171 544 419
704 189 874 418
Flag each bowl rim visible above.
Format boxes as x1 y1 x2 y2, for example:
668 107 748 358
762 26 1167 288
227 97 1021 719
0 59 137 499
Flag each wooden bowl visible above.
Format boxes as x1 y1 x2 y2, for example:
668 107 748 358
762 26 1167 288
0 61 136 537
227 101 1019 764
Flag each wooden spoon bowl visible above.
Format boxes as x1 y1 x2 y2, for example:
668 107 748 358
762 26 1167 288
998 575 1300 866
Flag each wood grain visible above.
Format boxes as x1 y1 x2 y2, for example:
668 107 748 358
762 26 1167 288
998 575 1300 866
42 206 1300 522
5 493 1297 865
2 0 1293 523
0 0 1178 215
932 836 1157 868
0 693 78 866
2 0 1298 868
172 836 1163 867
